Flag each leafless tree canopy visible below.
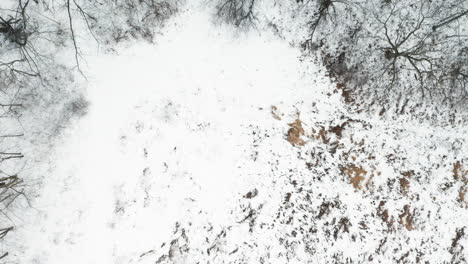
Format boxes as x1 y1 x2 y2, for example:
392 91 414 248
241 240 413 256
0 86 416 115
215 0 257 28
298 0 468 111
213 0 467 111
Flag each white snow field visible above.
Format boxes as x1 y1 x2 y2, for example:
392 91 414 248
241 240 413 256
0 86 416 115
7 3 468 264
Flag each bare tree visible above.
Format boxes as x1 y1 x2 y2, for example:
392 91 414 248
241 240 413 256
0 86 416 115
0 0 180 260
214 0 257 28
298 0 468 111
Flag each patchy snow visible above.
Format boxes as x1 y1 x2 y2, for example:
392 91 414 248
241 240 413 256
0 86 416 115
5 2 467 264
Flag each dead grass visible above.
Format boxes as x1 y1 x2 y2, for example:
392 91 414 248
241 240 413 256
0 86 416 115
342 165 367 190
287 119 306 146
398 205 415 231
453 161 467 181
399 178 410 194
378 202 415 231
271 105 282 120
459 188 467 207
377 201 394 229
399 171 414 195
453 162 467 207
335 82 353 104
312 127 329 144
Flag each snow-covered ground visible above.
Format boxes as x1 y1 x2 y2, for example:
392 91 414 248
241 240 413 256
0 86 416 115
5 3 467 264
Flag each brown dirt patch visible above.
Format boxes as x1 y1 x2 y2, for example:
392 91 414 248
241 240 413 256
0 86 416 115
453 161 467 181
399 178 410 194
329 124 345 138
453 162 467 207
287 119 306 146
342 165 367 190
336 82 353 104
398 205 415 231
377 201 394 229
271 105 282 120
311 127 329 144
459 187 467 207
399 171 414 195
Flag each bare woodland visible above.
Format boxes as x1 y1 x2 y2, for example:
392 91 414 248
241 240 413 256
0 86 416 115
0 0 467 262
0 0 178 259
216 0 468 112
